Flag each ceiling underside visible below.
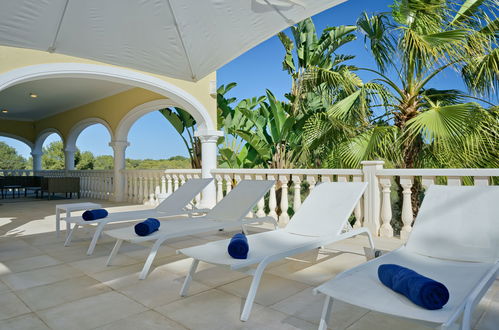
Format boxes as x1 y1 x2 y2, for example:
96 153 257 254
0 78 132 121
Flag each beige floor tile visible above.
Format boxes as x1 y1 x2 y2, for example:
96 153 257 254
0 291 31 320
268 252 366 286
0 313 50 330
94 310 187 330
0 279 10 293
191 264 249 287
121 244 177 260
69 254 139 274
346 311 434 330
38 241 117 262
475 301 499 330
16 275 111 311
0 239 42 262
37 291 148 330
154 254 209 275
0 255 61 275
155 289 316 330
120 270 211 308
89 262 178 290
218 273 309 306
272 288 369 328
1 264 83 291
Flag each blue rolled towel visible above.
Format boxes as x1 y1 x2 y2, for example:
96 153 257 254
228 233 249 259
134 218 160 236
378 264 450 310
82 209 108 221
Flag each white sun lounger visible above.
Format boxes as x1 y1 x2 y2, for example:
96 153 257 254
314 185 499 330
64 178 213 255
104 180 278 280
178 182 373 321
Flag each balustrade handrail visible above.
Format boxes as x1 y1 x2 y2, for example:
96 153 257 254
377 168 499 176
212 168 363 175
122 169 201 174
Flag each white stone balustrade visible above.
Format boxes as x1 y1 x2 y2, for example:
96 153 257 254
122 169 201 205
375 168 499 240
3 165 498 241
211 169 363 228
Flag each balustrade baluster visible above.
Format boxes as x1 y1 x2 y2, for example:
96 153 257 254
291 175 302 212
306 175 317 191
447 176 461 186
400 176 414 240
279 175 290 225
173 175 179 191
267 174 278 220
421 176 435 189
474 176 489 186
216 175 224 203
127 173 133 202
379 177 393 237
255 174 266 217
321 175 332 182
224 174 232 195
337 175 348 183
352 175 364 228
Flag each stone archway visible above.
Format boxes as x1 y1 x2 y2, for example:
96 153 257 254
0 63 216 131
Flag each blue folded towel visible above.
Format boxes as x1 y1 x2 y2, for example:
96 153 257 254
134 218 160 236
378 264 450 310
82 209 108 221
228 233 249 259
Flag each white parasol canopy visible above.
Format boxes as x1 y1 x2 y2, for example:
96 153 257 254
0 0 347 81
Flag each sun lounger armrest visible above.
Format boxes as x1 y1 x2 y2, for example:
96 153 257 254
336 227 374 249
444 261 499 328
185 208 210 216
240 216 278 228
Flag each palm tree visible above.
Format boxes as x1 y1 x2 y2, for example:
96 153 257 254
304 0 498 171
299 0 498 227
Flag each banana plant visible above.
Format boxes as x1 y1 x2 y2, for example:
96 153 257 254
158 107 201 168
217 83 265 168
232 90 302 169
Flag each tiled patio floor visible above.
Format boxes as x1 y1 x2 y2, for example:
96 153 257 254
0 198 497 329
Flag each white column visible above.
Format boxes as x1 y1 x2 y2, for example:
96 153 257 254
31 151 43 172
64 147 76 170
109 140 129 202
361 160 384 236
195 130 223 208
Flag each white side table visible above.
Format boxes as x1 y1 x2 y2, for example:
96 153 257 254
55 202 101 238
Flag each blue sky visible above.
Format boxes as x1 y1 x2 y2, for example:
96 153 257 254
1 0 490 160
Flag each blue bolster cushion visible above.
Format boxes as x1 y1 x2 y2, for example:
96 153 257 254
134 218 160 236
82 209 108 221
228 233 249 259
378 264 450 310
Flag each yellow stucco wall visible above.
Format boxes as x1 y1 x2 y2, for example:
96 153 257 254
0 119 36 145
0 46 217 148
34 88 164 140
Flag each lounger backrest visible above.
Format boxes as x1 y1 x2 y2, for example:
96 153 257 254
155 178 213 213
284 182 368 237
405 185 499 263
205 180 274 222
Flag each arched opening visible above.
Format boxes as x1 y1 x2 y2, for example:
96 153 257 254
37 131 64 170
0 134 32 170
75 123 113 170
126 111 191 169
0 63 216 131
